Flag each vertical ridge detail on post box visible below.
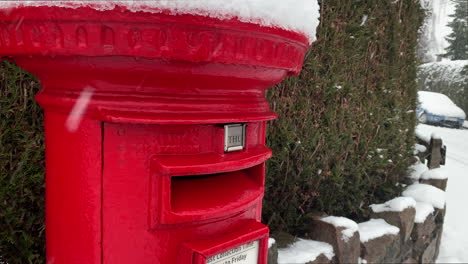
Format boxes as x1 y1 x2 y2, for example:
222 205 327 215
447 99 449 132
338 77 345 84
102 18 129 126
44 112 102 264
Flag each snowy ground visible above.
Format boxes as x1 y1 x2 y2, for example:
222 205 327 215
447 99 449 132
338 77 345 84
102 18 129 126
416 124 468 263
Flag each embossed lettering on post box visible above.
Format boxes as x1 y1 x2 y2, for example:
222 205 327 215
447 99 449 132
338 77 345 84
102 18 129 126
225 124 246 152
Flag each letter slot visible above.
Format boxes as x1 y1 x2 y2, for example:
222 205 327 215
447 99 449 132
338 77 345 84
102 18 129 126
171 169 262 215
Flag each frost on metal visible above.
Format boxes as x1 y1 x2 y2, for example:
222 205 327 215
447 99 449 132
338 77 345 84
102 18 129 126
0 0 321 43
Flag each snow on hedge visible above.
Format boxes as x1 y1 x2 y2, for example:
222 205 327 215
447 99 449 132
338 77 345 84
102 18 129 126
278 239 334 264
415 129 431 144
358 219 400 243
414 143 427 154
0 0 320 43
403 183 446 209
418 91 466 119
420 167 449 180
320 216 359 242
408 161 429 181
370 197 416 213
414 202 435 224
419 60 468 88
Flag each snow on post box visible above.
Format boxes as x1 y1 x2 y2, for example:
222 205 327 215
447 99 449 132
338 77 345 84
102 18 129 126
0 2 315 264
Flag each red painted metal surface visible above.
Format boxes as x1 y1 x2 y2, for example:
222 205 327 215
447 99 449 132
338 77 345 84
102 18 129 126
0 5 309 264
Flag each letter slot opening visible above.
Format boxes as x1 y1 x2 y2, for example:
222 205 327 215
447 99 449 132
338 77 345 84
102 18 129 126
170 165 263 215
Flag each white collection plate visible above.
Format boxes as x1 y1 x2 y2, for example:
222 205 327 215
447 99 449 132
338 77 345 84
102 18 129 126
206 240 259 264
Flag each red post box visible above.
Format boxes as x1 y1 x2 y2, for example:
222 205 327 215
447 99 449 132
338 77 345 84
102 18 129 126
0 5 309 264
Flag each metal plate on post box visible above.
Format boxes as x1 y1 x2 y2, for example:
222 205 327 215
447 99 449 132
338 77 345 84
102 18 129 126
224 124 246 152
206 240 259 264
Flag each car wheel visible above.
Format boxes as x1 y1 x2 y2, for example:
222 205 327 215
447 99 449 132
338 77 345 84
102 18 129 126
419 112 427 123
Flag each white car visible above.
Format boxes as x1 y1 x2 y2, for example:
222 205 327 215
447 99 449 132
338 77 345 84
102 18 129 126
417 91 466 129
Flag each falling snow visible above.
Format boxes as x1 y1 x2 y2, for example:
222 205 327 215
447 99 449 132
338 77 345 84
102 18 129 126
65 87 94 132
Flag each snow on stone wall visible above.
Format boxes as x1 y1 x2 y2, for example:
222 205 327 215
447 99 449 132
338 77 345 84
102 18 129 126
272 143 449 264
277 239 334 264
358 219 400 243
403 183 446 209
370 197 416 213
320 216 358 242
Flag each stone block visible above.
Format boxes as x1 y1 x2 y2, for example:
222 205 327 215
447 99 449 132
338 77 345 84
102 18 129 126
420 178 447 191
371 207 416 243
411 213 436 261
402 257 418 264
268 238 278 264
360 233 401 263
310 217 359 264
421 234 439 264
434 228 443 261
433 207 446 261
400 237 414 261
306 254 333 264
428 137 442 169
434 207 446 228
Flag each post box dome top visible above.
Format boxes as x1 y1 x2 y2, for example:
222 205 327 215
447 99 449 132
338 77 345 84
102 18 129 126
0 0 320 43
0 1 321 125
0 1 318 74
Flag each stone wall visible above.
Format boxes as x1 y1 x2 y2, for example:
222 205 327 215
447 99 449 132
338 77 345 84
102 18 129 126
269 135 446 264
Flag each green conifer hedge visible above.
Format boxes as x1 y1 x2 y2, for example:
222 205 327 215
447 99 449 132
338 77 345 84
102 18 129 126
263 0 424 233
0 61 44 264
